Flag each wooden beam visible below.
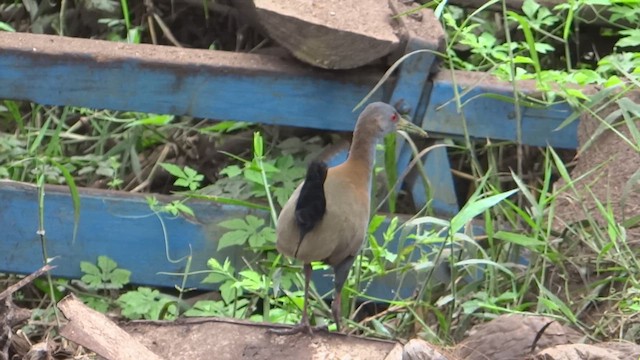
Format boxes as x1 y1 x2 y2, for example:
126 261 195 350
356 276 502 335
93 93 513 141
423 70 578 149
0 32 578 149
0 32 384 132
0 180 420 300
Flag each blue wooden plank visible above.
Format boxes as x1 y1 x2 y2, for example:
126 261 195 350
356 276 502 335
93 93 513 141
0 180 253 289
410 140 459 215
423 71 579 149
388 34 460 216
0 180 419 300
0 33 579 151
388 38 460 215
0 32 384 132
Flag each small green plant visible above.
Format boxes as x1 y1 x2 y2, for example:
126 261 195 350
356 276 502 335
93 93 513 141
160 163 204 191
78 255 132 313
216 215 276 251
117 287 177 320
80 255 131 290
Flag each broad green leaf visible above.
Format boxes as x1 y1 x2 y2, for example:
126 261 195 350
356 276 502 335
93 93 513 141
220 165 242 178
97 255 118 274
110 268 132 288
217 230 248 250
522 0 539 19
202 271 229 284
220 281 237 304
82 296 110 313
219 218 249 231
80 261 100 276
245 215 265 229
239 270 262 286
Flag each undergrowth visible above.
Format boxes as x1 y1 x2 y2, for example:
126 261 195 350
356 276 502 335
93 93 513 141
1 0 640 352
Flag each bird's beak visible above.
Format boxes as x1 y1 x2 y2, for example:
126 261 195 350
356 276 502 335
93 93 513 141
396 116 428 138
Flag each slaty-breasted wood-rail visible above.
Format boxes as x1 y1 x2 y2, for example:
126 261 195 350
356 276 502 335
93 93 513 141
274 102 426 334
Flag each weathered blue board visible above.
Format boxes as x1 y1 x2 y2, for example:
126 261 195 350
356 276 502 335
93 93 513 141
0 180 418 300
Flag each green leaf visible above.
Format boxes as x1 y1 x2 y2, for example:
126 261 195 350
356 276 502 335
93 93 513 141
383 134 398 213
117 287 172 320
98 255 118 274
244 215 265 229
109 268 132 288
219 218 249 231
564 88 589 101
81 296 110 313
604 75 623 88
508 12 541 77
174 179 190 188
80 261 101 276
207 258 223 270
521 0 539 19
200 121 252 133
159 163 185 178
125 114 173 128
220 165 242 178
219 281 236 304
239 270 262 288
202 272 228 284
494 231 546 249
616 29 640 48
184 300 225 316
217 230 248 250
513 56 534 64
450 189 519 233
51 159 80 244
81 273 103 288
0 21 16 32
172 202 195 217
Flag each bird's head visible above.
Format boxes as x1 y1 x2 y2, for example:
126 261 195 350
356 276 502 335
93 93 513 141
358 102 428 138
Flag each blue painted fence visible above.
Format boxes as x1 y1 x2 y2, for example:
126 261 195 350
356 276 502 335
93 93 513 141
0 31 579 298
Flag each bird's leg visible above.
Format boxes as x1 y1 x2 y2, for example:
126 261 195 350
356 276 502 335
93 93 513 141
300 263 312 330
332 255 356 332
269 263 314 335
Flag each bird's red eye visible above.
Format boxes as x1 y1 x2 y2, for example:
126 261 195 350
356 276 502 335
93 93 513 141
391 114 398 123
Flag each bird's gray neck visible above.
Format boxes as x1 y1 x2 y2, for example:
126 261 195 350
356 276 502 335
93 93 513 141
346 123 381 173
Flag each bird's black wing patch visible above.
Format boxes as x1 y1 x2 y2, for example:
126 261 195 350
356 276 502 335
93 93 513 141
293 161 328 257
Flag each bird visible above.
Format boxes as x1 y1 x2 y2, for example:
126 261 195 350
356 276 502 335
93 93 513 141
273 102 427 335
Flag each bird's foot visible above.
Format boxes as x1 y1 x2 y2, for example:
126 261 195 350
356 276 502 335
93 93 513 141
268 323 328 336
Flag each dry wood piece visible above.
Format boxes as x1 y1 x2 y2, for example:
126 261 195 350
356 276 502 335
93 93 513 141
57 294 164 360
455 314 582 360
1 264 54 360
0 264 55 301
402 338 450 360
384 343 404 360
236 0 400 69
